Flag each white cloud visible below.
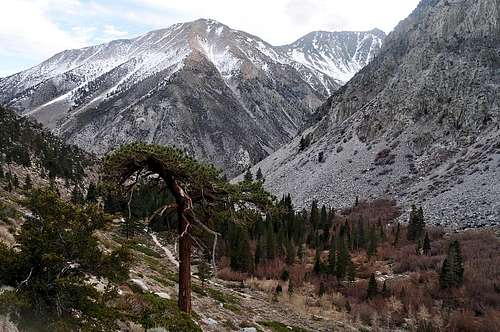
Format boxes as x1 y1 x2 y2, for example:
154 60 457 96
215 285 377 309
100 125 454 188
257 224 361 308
135 0 421 44
0 0 87 58
103 24 129 37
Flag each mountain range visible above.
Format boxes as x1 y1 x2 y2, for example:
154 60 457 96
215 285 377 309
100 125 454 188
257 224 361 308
247 0 500 228
0 19 384 176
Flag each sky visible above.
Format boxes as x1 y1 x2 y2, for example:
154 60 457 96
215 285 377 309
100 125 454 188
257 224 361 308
0 0 421 77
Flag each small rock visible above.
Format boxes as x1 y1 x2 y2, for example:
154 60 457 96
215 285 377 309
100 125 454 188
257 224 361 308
155 292 171 299
240 328 257 332
202 318 218 326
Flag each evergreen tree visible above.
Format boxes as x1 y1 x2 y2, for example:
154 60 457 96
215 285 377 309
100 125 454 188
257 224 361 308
313 249 322 274
198 257 212 291
310 200 319 230
356 220 366 249
285 239 296 265
0 188 131 330
407 204 419 241
439 240 464 288
230 228 253 273
275 284 283 294
5 180 13 192
318 151 325 163
327 245 336 275
297 243 306 263
256 168 264 181
415 238 423 255
244 168 253 182
319 281 326 297
346 259 356 282
367 273 378 299
382 280 388 297
265 222 277 260
407 205 426 241
12 174 19 188
393 222 401 246
345 300 351 313
120 216 143 239
70 185 84 204
336 236 353 280
299 136 307 151
0 165 4 179
255 236 265 265
86 182 98 203
280 269 289 282
378 218 386 240
423 232 431 256
418 206 425 236
23 174 32 190
450 240 464 285
367 225 378 258
288 281 294 296
439 258 453 289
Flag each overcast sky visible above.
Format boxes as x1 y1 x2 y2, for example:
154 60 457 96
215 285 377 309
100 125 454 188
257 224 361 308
0 0 421 77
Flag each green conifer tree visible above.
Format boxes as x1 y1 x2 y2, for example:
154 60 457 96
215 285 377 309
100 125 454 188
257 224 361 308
346 259 356 281
367 273 378 299
423 232 431 256
407 204 418 241
70 186 84 204
439 240 464 288
256 168 264 181
297 243 306 263
198 257 212 291
12 174 19 188
255 236 265 265
319 281 326 297
86 182 98 203
285 238 296 265
382 280 388 297
327 245 336 275
244 168 253 182
367 225 378 258
280 269 289 282
313 249 322 274
336 236 350 280
357 220 366 249
230 228 253 273
23 174 32 190
393 222 401 246
310 200 319 230
288 280 294 296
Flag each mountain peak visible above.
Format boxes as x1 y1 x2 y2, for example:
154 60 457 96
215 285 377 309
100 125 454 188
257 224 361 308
0 19 384 175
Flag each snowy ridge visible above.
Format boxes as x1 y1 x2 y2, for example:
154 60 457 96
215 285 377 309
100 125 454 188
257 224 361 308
0 19 384 112
279 29 385 85
0 18 384 176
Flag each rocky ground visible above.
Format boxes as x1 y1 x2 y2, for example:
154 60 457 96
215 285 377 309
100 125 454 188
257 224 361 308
114 230 362 332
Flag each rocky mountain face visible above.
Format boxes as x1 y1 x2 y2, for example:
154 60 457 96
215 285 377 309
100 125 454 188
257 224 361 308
0 19 383 177
247 0 500 228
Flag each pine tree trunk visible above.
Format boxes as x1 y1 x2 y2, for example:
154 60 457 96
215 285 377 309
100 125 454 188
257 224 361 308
169 178 192 314
178 210 192 313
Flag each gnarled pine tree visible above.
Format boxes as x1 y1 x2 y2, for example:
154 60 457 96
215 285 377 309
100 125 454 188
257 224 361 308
102 143 271 314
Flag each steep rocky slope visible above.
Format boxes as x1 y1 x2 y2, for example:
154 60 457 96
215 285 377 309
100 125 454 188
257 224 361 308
246 0 500 228
0 19 384 177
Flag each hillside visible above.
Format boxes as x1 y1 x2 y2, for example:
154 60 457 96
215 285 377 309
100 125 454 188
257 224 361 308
0 19 384 176
246 0 500 228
